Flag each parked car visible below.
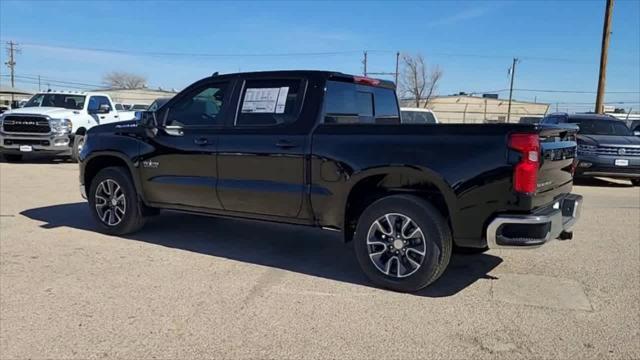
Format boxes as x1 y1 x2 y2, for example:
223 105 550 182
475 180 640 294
0 90 136 162
519 116 543 124
541 113 640 186
400 107 438 124
79 70 582 292
130 104 149 111
629 120 640 136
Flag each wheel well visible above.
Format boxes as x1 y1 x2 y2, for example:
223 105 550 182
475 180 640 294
343 175 450 242
84 156 130 193
75 127 87 136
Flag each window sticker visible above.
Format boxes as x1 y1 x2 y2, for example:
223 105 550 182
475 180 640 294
241 87 289 113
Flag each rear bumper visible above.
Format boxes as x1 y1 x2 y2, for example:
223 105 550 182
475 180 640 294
486 194 582 249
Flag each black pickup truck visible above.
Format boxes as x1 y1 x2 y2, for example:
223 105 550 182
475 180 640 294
79 70 582 292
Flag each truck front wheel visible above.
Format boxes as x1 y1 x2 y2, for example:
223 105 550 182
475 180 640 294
88 166 146 235
70 135 85 163
353 195 452 292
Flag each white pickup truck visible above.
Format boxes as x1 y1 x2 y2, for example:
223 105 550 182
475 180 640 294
0 90 135 162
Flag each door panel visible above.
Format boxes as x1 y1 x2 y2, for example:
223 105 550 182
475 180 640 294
138 80 232 210
217 134 306 217
139 128 220 209
216 77 307 218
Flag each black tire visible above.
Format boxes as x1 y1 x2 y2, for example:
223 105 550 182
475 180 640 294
88 166 146 235
2 154 23 162
353 194 452 292
631 179 640 187
70 134 85 163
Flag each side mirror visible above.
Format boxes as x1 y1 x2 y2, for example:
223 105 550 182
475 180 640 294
634 130 640 137
98 104 111 114
136 111 157 129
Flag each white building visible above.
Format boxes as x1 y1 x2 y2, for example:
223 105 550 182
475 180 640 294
93 88 178 106
402 95 550 124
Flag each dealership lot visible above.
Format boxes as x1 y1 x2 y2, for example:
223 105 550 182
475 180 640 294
0 159 638 359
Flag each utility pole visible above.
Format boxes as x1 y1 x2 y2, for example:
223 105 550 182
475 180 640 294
595 0 614 114
506 57 519 123
38 75 41 91
5 41 20 103
394 51 400 86
363 50 368 76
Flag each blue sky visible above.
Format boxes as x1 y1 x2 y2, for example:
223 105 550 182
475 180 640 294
1 0 639 112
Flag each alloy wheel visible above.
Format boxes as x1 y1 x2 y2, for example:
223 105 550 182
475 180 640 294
366 213 427 278
94 179 126 226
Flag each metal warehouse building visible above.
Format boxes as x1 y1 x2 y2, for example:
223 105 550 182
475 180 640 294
0 85 33 108
403 95 550 124
93 88 178 106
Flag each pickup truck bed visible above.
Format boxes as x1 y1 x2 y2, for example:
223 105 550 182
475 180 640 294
78 70 582 292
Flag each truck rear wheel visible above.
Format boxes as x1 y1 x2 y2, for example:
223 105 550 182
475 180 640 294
88 166 145 235
353 194 452 292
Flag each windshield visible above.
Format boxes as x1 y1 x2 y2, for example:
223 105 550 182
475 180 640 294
24 94 85 110
570 119 631 136
401 110 436 124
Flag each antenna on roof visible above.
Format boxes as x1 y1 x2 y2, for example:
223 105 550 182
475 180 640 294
212 72 219 77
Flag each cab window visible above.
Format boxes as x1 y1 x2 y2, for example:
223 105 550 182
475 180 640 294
236 79 304 126
88 96 112 113
324 81 400 124
166 83 228 126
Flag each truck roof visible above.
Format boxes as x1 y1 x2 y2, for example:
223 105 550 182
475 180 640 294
37 90 110 97
208 70 396 89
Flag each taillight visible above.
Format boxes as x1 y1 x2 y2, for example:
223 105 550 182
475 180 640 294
509 133 540 194
353 76 380 86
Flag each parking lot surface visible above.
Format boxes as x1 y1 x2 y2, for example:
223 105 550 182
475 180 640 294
1 159 639 359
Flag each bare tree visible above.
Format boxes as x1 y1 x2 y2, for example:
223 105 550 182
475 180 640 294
399 54 443 108
102 71 147 89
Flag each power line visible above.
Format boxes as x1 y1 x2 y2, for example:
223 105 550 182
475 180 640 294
3 74 105 88
1 41 608 64
12 42 362 58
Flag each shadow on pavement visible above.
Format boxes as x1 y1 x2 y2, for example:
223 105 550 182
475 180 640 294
21 202 502 297
0 154 71 164
574 177 633 188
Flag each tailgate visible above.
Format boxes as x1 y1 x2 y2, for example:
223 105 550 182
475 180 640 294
534 124 578 206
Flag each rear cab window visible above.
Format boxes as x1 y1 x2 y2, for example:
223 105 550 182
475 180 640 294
323 80 400 124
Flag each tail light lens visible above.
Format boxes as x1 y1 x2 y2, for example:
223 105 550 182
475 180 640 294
509 133 540 194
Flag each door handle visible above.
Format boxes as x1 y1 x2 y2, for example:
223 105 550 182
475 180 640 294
194 137 209 146
99 116 105 120
275 140 297 149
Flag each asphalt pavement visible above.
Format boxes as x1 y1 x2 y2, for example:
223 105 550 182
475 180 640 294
1 159 638 359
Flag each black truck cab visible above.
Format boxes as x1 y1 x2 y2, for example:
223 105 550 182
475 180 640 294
79 70 582 292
